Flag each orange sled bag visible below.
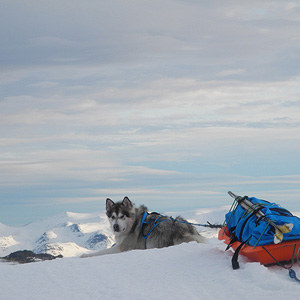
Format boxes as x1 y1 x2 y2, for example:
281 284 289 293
219 192 300 269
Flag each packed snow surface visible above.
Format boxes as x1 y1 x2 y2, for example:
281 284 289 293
1 207 300 300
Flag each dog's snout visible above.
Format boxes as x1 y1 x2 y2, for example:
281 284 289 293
113 224 120 232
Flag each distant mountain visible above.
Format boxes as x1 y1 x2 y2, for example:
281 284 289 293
0 211 115 257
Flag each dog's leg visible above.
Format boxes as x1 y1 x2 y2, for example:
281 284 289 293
80 245 122 258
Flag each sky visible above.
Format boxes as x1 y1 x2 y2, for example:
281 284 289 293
1 0 300 226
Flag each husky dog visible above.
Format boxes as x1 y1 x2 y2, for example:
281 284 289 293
81 197 204 257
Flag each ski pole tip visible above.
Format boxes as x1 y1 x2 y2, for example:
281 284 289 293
228 191 237 199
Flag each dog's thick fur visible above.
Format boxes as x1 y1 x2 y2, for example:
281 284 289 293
81 197 204 257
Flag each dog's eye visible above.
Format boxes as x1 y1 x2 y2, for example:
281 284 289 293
119 215 125 219
111 216 116 220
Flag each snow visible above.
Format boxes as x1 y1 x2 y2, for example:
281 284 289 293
0 211 113 258
1 207 300 299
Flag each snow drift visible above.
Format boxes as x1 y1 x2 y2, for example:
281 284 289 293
1 207 300 300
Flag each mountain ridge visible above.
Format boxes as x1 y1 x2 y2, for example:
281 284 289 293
0 210 114 257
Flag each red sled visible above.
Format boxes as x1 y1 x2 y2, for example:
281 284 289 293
218 226 300 265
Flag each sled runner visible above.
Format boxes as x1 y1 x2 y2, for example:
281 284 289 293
219 192 300 268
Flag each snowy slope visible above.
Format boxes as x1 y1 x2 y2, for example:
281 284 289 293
0 211 115 257
1 234 300 300
1 207 300 300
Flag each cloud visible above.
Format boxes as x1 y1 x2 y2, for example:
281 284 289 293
1 0 299 79
1 0 300 225
217 69 246 77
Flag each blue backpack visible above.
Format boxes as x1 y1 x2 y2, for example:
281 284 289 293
225 195 300 247
224 192 300 280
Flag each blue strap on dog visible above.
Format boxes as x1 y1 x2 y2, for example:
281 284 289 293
140 211 169 248
140 212 148 232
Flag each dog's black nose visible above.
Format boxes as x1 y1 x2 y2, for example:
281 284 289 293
113 224 120 232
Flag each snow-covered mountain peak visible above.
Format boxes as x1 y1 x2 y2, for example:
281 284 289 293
64 211 97 220
0 210 114 258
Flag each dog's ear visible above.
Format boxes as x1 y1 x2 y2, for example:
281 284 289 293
106 198 114 211
122 196 133 209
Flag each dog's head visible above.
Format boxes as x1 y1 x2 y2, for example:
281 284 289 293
106 197 135 235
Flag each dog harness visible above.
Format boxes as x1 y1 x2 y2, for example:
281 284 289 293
140 211 170 248
140 211 221 249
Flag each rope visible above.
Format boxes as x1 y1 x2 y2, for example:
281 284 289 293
253 220 271 249
171 218 223 229
262 244 300 283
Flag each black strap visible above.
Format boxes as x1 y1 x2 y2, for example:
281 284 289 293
232 240 248 270
236 196 248 204
238 204 265 241
225 236 238 251
269 207 293 217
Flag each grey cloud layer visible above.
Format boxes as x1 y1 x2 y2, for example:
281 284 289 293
1 1 300 79
1 0 300 225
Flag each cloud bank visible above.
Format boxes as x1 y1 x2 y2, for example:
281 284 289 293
1 0 300 225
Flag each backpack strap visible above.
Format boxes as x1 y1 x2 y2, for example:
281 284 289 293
238 204 264 241
225 235 238 251
231 240 249 270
